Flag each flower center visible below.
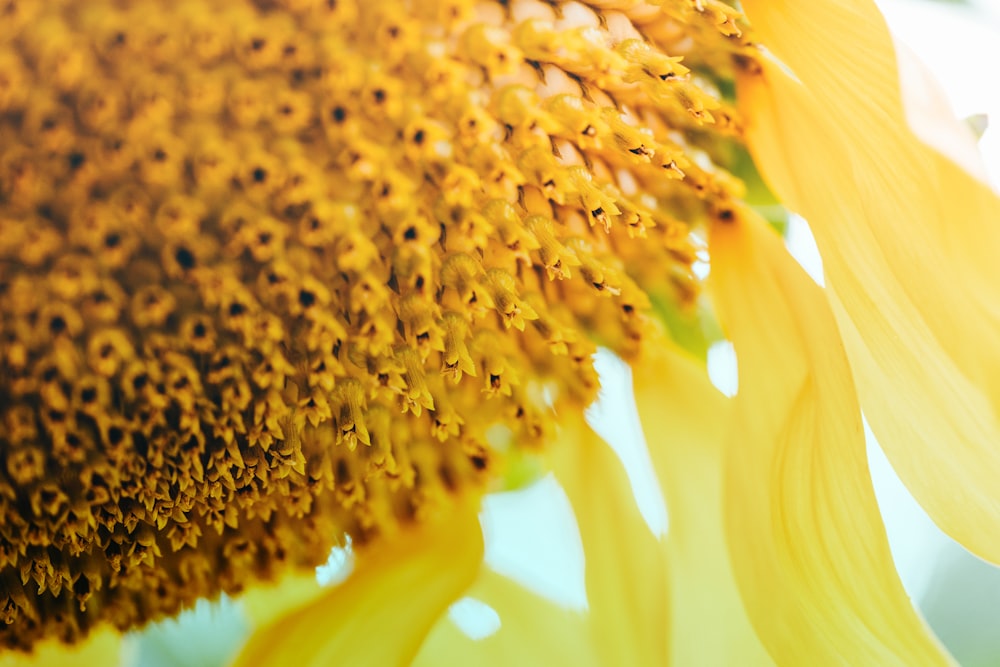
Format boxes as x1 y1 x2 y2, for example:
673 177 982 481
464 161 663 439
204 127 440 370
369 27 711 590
0 0 749 648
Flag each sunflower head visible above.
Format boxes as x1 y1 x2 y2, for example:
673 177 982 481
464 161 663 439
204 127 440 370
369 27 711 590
0 0 755 649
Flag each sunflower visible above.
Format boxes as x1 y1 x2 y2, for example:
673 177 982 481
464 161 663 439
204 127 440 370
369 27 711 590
0 0 996 664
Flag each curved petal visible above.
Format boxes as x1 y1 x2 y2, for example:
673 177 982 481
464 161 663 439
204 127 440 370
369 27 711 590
549 414 669 666
239 573 328 628
737 0 1000 562
0 628 124 667
229 498 483 667
740 0 1000 272
740 0 991 183
631 343 773 667
708 208 952 664
416 413 668 666
413 567 598 667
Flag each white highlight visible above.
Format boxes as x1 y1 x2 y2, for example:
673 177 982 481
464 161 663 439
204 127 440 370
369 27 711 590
784 214 825 287
586 349 669 538
481 476 588 611
448 597 502 641
316 538 354 586
691 259 710 280
706 341 738 398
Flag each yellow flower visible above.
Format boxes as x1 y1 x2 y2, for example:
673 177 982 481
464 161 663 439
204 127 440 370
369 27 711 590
0 0 996 664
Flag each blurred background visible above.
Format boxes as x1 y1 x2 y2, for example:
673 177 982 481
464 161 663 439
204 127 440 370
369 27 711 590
81 1 1000 665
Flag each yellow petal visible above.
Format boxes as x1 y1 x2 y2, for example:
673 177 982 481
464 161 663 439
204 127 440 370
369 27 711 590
229 498 483 667
413 567 598 667
708 208 952 664
740 0 989 180
738 1 1000 562
239 572 328 629
417 414 667 666
549 414 669 665
740 0 1000 266
631 342 773 667
0 627 124 667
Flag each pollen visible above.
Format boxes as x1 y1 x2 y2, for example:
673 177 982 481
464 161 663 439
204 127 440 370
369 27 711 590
0 0 751 650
